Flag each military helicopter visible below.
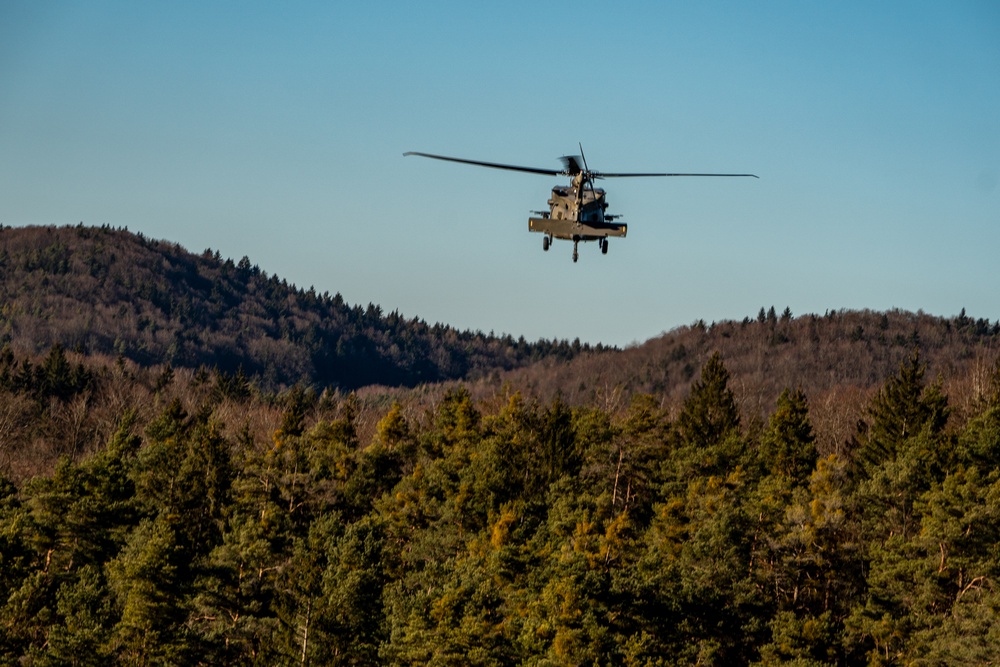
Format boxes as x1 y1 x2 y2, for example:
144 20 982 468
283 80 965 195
404 146 757 262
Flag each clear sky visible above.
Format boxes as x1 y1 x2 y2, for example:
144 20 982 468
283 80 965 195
2 1 998 347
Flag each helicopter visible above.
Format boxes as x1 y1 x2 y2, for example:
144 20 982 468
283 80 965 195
404 146 757 262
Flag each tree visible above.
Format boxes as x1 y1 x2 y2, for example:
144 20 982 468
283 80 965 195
663 352 744 497
854 350 950 478
23 413 140 571
135 405 233 556
475 392 542 509
675 352 741 452
538 395 579 487
759 388 817 482
605 394 668 522
34 565 114 667
106 516 187 665
319 516 392 663
846 466 1000 664
270 514 340 666
0 475 36 662
431 387 480 455
755 454 857 664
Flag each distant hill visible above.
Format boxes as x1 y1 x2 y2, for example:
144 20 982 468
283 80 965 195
2 225 996 442
495 307 998 402
462 306 1000 453
0 224 607 390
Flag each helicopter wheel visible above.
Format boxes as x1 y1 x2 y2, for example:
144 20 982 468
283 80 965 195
542 236 550 252
601 238 608 255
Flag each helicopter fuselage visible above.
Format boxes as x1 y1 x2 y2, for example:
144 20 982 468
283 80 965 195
528 174 627 244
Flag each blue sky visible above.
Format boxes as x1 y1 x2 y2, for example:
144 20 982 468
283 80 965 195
2 2 997 347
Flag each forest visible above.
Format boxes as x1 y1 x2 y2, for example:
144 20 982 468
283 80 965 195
0 225 603 391
0 344 998 665
1 224 999 664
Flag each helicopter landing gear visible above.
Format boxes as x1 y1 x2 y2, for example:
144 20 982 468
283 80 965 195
601 238 609 255
542 235 550 252
572 238 579 263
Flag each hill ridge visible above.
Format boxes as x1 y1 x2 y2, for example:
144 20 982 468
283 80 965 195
0 224 605 390
2 224 997 440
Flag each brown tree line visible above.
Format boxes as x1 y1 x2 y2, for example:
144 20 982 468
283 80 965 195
469 307 1000 454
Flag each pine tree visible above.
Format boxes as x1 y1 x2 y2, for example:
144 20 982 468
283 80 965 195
0 476 36 662
846 465 1000 664
855 350 950 477
853 351 953 545
539 395 578 486
675 352 741 451
606 394 668 521
664 352 744 495
136 404 234 556
41 344 73 402
318 515 392 663
759 388 817 481
106 516 187 664
755 454 857 664
35 565 114 666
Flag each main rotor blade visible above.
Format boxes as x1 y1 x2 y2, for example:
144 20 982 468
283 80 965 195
596 171 759 178
404 152 563 176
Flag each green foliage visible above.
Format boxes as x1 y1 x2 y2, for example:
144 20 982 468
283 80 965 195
760 388 817 481
854 350 950 478
675 352 741 451
106 516 187 664
0 352 999 664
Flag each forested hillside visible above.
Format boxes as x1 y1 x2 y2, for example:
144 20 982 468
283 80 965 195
1 349 998 665
492 306 999 406
1 223 999 663
0 225 603 391
468 307 1000 456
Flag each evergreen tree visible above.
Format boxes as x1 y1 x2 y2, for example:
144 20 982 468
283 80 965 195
24 414 140 573
192 443 289 663
34 565 114 667
675 352 741 452
271 514 340 666
135 405 233 557
475 392 542 509
664 352 744 496
106 516 187 665
853 351 953 547
755 454 857 664
319 516 392 663
605 394 667 522
759 388 817 481
854 350 950 478
846 465 1000 664
0 476 36 663
41 344 74 402
431 387 480 454
538 395 578 487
